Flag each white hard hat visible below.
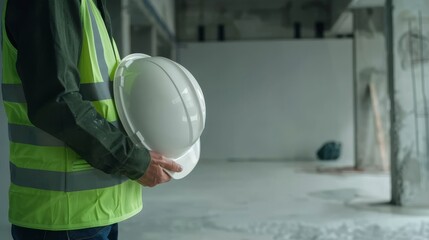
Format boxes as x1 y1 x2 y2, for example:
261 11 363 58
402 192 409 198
113 53 206 179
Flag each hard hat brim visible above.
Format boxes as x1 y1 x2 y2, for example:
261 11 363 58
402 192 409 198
164 139 201 179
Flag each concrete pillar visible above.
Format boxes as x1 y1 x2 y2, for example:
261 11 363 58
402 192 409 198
354 8 390 171
106 0 122 55
131 26 158 56
107 0 176 58
121 0 131 56
157 41 173 59
387 0 429 206
106 0 131 56
170 43 177 61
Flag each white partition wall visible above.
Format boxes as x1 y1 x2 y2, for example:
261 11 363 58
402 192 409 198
178 40 354 163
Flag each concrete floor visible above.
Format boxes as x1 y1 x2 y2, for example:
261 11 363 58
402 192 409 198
120 160 429 240
3 160 429 239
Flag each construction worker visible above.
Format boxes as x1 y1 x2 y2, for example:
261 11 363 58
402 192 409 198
2 0 182 239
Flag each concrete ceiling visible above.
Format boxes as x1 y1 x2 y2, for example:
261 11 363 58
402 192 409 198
177 0 386 38
180 0 385 11
349 0 385 8
329 0 385 34
179 0 290 10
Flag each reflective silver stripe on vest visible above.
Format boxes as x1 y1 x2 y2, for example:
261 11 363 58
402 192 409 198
8 121 119 146
1 82 113 103
10 162 128 192
1 84 26 103
9 124 64 146
80 81 113 101
88 3 110 83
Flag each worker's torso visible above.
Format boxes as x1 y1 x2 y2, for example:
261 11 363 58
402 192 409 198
1 0 142 230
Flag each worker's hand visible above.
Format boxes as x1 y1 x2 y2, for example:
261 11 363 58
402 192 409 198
137 151 182 187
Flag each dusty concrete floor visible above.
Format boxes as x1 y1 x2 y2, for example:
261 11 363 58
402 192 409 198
3 160 429 240
120 160 429 240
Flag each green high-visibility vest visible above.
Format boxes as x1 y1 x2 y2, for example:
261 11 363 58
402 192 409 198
2 0 142 230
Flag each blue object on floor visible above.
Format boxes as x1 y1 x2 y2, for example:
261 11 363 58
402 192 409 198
317 141 342 161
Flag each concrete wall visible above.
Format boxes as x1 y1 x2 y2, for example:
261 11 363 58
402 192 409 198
178 40 354 162
389 0 429 206
0 0 11 237
353 8 390 171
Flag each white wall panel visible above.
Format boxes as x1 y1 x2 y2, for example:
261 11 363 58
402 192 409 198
178 40 354 162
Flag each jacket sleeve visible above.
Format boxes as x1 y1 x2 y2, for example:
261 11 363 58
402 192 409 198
7 0 150 179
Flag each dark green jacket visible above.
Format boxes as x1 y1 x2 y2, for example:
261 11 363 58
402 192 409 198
4 0 150 179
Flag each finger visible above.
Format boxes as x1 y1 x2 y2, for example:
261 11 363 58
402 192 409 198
137 164 173 187
158 170 172 184
159 158 183 172
145 170 170 187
